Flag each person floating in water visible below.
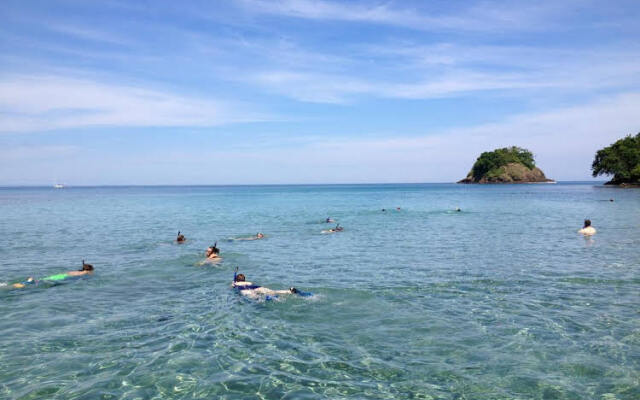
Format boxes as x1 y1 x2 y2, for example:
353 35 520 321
323 224 344 233
232 268 309 299
10 261 94 288
456 207 461 212
325 217 335 223
232 233 265 241
578 219 596 236
205 242 221 260
176 231 186 243
42 260 94 282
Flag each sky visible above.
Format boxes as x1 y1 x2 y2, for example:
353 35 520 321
1 0 639 185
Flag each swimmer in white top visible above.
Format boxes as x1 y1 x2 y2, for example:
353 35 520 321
232 268 299 300
578 219 596 236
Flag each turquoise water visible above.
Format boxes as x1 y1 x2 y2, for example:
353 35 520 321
0 183 638 399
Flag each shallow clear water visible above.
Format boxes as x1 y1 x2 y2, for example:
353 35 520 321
0 183 638 399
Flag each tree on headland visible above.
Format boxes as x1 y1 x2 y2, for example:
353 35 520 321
592 133 640 185
471 146 535 181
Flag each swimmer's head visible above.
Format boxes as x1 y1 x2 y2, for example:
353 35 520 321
584 219 591 227
177 231 185 242
206 243 220 256
81 260 94 271
257 233 264 238
235 273 246 282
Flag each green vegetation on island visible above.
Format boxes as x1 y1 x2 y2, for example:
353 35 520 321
592 133 640 186
458 146 553 184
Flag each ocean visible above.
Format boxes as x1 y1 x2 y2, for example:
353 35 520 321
0 183 638 399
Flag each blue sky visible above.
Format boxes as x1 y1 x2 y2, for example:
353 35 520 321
1 0 639 185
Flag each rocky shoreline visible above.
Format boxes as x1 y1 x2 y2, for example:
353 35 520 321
458 162 554 184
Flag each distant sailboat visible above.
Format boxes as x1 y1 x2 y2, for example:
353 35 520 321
53 183 65 189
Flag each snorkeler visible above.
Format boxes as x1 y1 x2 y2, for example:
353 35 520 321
205 242 221 259
232 233 265 241
42 260 94 282
232 268 310 299
332 224 344 232
6 261 93 289
578 219 597 236
176 231 186 243
323 224 344 233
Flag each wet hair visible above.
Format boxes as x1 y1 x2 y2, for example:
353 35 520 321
584 219 591 227
235 273 246 282
210 241 219 254
81 260 94 271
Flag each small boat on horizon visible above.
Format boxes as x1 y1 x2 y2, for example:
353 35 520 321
53 184 65 189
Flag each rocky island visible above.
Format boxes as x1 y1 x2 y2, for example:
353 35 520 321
458 146 554 184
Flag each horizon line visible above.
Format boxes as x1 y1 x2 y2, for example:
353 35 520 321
0 180 606 189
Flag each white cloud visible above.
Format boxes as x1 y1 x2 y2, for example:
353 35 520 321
4 92 634 185
0 144 80 161
238 0 582 32
44 24 132 46
311 92 640 181
190 92 638 182
0 75 268 133
244 56 640 103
